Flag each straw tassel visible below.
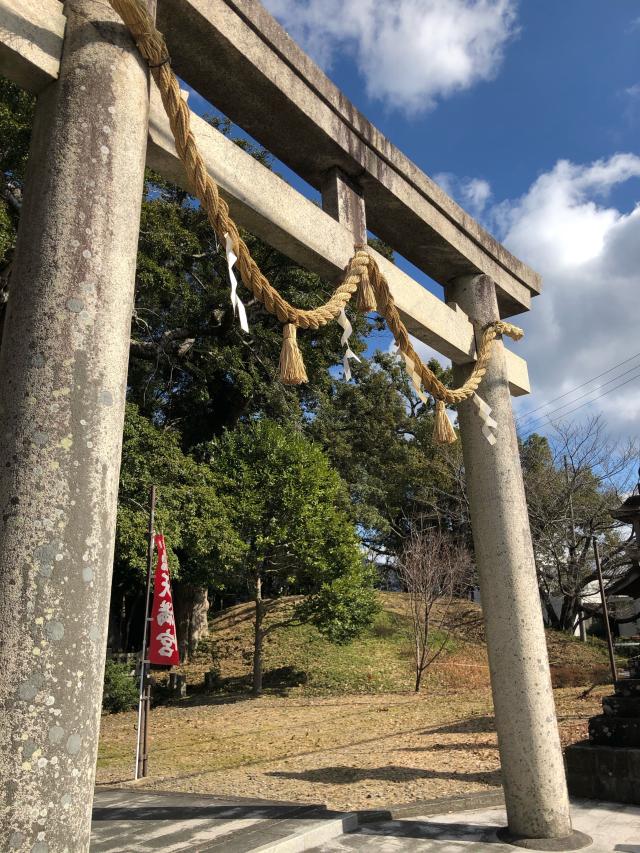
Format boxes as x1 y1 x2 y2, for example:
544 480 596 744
433 399 457 445
279 323 308 384
355 267 377 313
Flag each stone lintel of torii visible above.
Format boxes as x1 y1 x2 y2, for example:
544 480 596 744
0 0 590 850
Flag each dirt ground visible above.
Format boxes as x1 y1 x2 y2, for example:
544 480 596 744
97 684 607 811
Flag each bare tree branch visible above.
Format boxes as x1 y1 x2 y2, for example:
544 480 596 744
397 524 472 692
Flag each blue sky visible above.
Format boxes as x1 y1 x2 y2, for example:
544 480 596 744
191 1 640 445
339 2 639 205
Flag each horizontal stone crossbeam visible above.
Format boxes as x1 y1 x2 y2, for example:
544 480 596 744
148 88 530 394
156 0 541 316
0 0 65 92
0 0 530 395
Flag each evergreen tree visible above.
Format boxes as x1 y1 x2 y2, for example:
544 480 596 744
201 420 378 694
309 352 466 558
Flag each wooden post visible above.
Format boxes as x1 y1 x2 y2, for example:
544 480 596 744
135 484 156 779
593 538 618 683
0 2 154 849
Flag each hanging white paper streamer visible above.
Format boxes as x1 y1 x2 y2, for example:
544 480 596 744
472 392 498 445
224 232 249 334
336 309 360 381
401 351 428 404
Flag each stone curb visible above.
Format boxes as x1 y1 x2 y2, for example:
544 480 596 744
355 789 505 823
238 814 359 853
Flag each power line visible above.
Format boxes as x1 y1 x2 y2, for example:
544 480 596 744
522 370 640 433
517 361 640 431
520 370 640 434
516 349 640 425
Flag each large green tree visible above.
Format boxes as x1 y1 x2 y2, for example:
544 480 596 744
309 352 468 559
201 420 379 694
114 404 242 657
0 80 461 665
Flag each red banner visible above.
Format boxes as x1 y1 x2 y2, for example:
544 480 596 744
148 534 180 666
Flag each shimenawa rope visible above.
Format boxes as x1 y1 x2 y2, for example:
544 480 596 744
108 0 523 444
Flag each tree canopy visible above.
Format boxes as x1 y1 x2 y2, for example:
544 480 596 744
201 419 379 691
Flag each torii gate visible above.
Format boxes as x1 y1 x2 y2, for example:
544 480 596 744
0 1 586 850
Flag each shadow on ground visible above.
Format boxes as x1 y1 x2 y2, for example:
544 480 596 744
267 765 502 787
360 818 502 843
157 666 308 707
400 740 498 753
92 803 333 822
425 715 496 735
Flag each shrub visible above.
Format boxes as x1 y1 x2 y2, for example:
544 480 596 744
262 666 308 689
103 660 138 713
550 663 611 688
369 611 401 639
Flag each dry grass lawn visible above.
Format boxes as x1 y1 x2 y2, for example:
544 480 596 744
96 687 608 811
97 594 616 810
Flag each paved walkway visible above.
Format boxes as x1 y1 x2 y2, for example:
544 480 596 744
91 788 356 852
91 790 639 852
309 800 640 852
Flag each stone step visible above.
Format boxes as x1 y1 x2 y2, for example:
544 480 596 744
566 741 640 804
615 678 640 697
603 694 640 717
91 789 358 853
589 714 640 748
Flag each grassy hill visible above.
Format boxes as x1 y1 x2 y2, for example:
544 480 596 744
168 592 615 699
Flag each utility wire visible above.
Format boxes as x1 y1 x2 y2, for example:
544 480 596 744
517 361 640 431
520 370 640 434
516 349 640 425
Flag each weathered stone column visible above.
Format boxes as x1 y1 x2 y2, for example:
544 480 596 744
448 275 581 847
0 2 151 850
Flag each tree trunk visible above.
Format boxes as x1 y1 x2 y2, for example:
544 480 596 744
252 575 265 696
414 610 429 692
540 588 561 630
106 591 124 653
174 583 209 661
560 595 579 633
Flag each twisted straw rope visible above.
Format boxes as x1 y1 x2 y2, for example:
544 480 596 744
109 0 523 405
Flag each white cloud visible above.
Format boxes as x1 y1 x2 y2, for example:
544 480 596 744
492 154 640 438
389 156 640 440
435 172 492 217
463 178 493 213
264 0 518 113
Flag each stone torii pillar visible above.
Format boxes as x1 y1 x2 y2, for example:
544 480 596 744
0 1 153 849
448 274 588 849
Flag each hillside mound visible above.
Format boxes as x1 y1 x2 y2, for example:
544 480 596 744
172 592 613 697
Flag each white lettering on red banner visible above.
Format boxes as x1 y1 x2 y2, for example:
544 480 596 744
148 534 180 666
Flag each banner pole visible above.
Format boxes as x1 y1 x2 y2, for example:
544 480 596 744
593 537 618 683
134 484 156 780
